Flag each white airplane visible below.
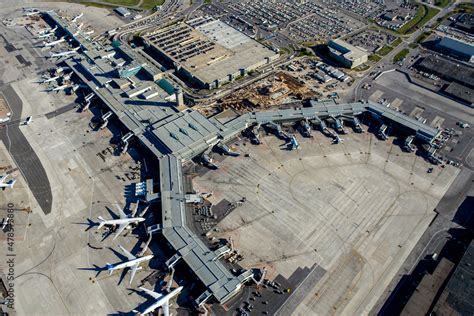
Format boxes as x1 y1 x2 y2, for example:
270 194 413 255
49 47 79 58
38 25 57 35
77 23 84 30
43 36 65 48
135 286 183 316
0 174 16 189
72 13 83 23
37 26 57 38
105 245 153 285
40 75 60 83
24 8 40 16
46 84 70 92
37 32 54 39
24 116 33 125
1 218 11 230
97 204 145 240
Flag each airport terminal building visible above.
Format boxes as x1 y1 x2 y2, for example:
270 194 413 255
43 9 444 308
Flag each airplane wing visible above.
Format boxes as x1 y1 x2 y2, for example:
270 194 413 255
116 205 127 219
131 202 139 217
129 263 138 285
118 245 136 261
113 223 128 240
139 287 163 299
0 174 9 185
162 301 170 316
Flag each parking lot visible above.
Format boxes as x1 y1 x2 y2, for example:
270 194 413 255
347 29 397 54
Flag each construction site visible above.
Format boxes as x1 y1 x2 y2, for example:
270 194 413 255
209 72 319 115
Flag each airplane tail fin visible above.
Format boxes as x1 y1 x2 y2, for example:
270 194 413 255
97 216 105 229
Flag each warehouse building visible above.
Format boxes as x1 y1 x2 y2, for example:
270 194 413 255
443 82 474 107
114 7 131 17
416 54 474 89
143 16 279 89
435 36 474 63
327 38 368 69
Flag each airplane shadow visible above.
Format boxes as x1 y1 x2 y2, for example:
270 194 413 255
71 218 96 231
76 264 106 278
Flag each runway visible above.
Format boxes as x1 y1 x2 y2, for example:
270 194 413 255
0 84 52 214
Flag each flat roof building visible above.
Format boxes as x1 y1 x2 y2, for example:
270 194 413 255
328 38 368 69
143 17 279 89
416 54 474 89
115 7 131 17
436 36 474 63
444 82 474 107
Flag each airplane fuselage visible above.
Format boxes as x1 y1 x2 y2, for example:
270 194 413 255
142 287 183 315
101 217 145 227
108 255 153 272
44 38 65 47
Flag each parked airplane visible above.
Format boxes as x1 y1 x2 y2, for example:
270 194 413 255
24 116 33 125
1 218 11 231
249 123 261 144
40 75 60 83
43 36 65 48
37 32 54 39
299 119 311 137
23 8 40 16
97 205 145 240
215 141 239 157
37 26 58 39
105 245 153 285
49 47 79 58
38 26 57 35
72 13 83 23
0 174 16 189
287 135 299 150
134 286 183 316
331 134 344 144
46 84 70 93
201 153 218 169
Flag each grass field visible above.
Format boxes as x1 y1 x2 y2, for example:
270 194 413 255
435 0 451 8
368 54 382 62
141 0 165 9
415 31 431 43
102 0 139 5
377 45 394 56
391 37 402 47
397 5 439 34
76 0 164 10
393 48 409 62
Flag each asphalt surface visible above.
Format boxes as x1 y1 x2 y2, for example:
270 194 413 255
0 84 52 214
371 166 473 314
44 102 77 119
